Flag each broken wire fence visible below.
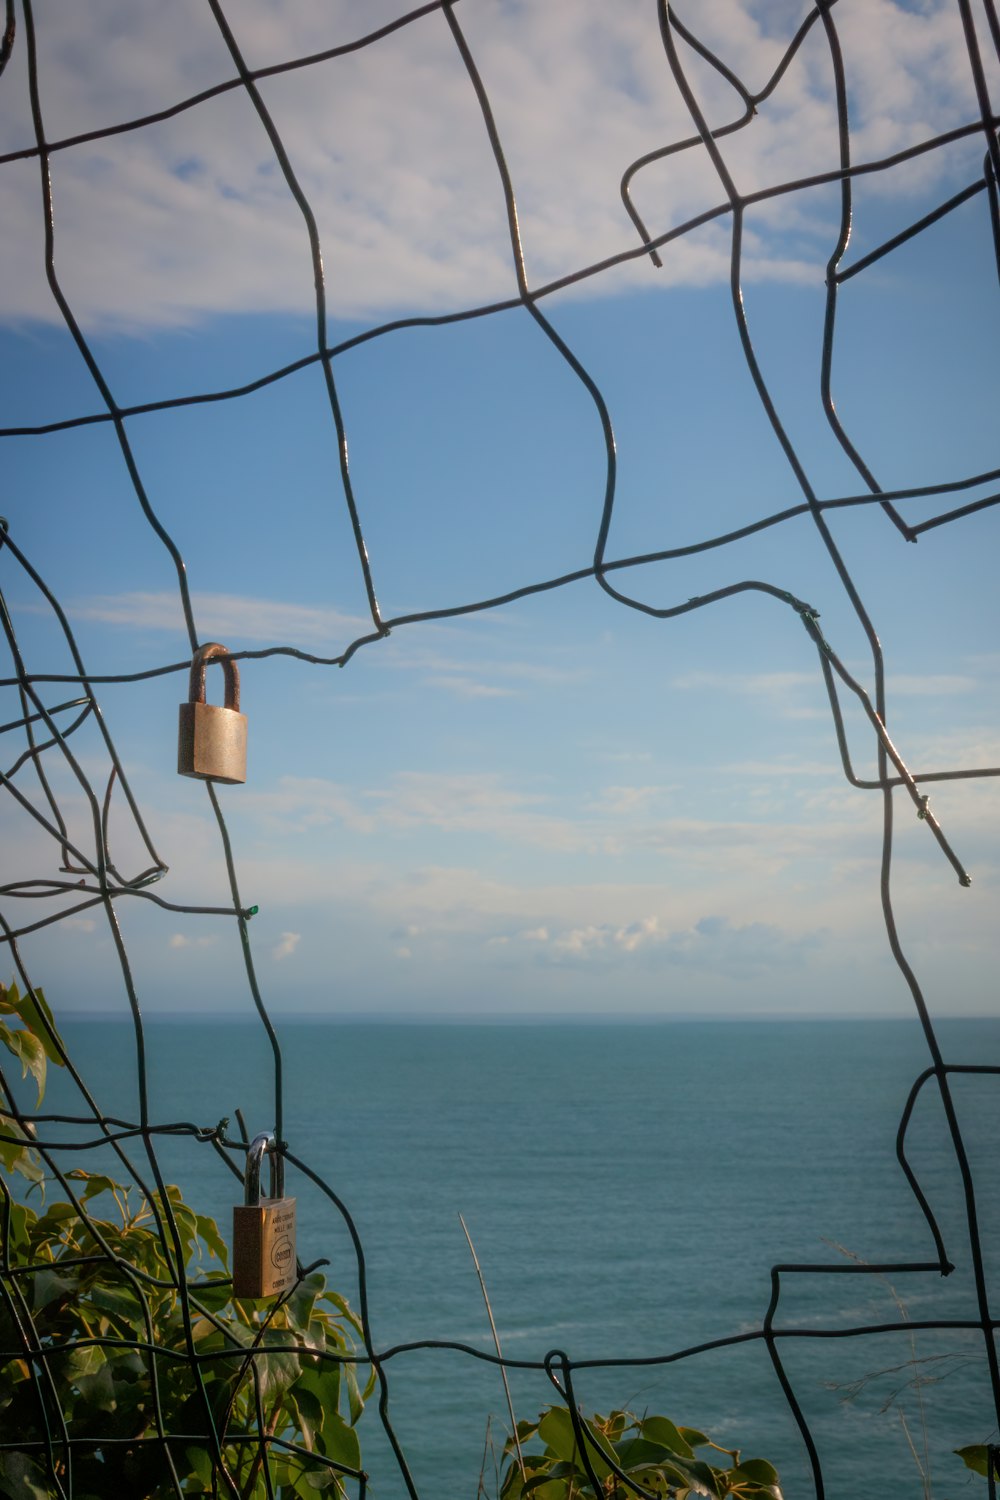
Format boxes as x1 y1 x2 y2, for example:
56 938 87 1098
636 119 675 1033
2 1 1000 1496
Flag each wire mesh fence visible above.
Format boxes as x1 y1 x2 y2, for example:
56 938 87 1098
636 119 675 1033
1 1 1000 1495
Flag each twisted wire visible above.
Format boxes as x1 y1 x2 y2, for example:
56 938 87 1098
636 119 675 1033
1 2 999 1496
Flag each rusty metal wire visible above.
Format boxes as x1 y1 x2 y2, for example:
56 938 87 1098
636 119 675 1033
1 1 999 1496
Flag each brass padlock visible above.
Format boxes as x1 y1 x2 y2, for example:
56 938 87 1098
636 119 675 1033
232 1132 297 1299
177 642 247 784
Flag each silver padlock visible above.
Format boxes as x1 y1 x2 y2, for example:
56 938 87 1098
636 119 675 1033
232 1132 297 1299
177 642 247 784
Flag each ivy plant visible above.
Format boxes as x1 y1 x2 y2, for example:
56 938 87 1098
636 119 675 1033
0 979 373 1499
498 1405 783 1500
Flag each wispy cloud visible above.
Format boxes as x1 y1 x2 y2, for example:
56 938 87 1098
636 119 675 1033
272 931 301 962
364 772 586 851
670 666 981 722
718 759 836 778
243 779 376 835
524 912 822 971
889 674 977 697
236 770 882 880
422 675 515 700
385 645 587 699
68 591 366 647
0 1 979 330
672 670 818 696
594 749 654 765
169 932 215 950
587 785 671 817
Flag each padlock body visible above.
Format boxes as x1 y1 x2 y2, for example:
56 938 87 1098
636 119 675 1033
178 701 247 784
232 1195 297 1298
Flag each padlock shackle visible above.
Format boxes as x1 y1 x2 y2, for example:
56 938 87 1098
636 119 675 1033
244 1131 284 1205
189 642 240 714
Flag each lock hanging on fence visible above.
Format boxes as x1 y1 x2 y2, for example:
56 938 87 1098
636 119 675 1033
177 642 247 783
232 1132 297 1298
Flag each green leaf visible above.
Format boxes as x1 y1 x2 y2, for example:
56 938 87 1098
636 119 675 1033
66 1171 120 1203
192 1277 234 1314
577 1416 619 1485
301 1468 343 1492
0 1120 44 1186
1 1200 33 1253
285 1275 322 1330
195 1212 229 1266
108 1346 148 1381
255 1332 303 1405
538 1406 581 1464
955 1445 991 1477
290 1384 325 1450
185 1444 216 1488
359 1357 377 1408
34 1201 79 1231
317 1409 361 1472
89 1282 144 1324
733 1456 783 1491
659 1456 721 1498
344 1357 365 1425
0 1023 47 1105
31 1268 79 1313
641 1415 695 1458
58 1343 108 1382
615 1437 685 1469
521 1473 573 1498
318 1285 365 1340
10 985 64 1067
296 1361 340 1421
75 1357 117 1408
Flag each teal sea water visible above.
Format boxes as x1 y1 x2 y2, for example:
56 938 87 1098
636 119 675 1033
44 1017 1000 1499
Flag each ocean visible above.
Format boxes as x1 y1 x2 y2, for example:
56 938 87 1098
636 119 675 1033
40 1016 1000 1499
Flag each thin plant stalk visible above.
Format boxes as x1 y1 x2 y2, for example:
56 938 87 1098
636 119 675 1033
825 1239 932 1498
459 1213 526 1486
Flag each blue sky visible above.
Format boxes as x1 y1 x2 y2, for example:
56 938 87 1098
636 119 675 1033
1 0 998 1018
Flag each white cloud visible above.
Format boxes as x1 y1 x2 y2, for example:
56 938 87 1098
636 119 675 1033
0 0 980 330
498 910 823 971
67 591 366 647
168 932 215 949
242 780 376 835
670 665 982 726
377 643 588 692
361 771 588 851
272 930 301 961
589 785 669 817
672 670 818 696
889 674 977 697
719 759 836 778
422 675 515 700
238 768 884 869
902 729 1000 772
594 749 654 764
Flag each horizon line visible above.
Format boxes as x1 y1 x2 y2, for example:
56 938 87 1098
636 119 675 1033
58 1010 995 1025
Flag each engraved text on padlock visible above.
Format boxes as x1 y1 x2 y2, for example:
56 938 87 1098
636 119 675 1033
178 642 247 784
232 1132 297 1299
